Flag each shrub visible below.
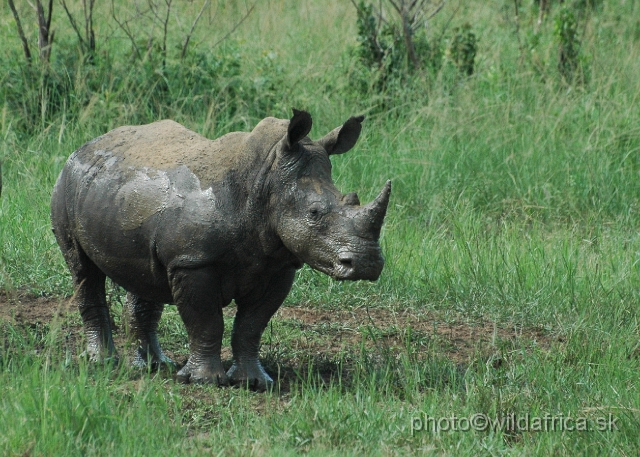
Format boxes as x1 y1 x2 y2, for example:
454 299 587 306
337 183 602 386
349 0 477 105
447 23 478 77
554 6 587 84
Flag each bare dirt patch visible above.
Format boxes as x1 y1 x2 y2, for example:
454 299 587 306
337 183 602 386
0 291 563 442
274 305 551 364
1 291 556 392
0 290 69 326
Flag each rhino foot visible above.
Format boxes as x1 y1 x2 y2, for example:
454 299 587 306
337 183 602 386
81 328 119 365
131 348 176 372
227 362 274 392
176 361 229 386
80 348 120 366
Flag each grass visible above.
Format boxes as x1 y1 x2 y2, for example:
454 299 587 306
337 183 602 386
1 0 640 455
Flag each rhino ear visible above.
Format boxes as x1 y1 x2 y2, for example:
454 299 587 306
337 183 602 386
286 109 313 149
318 115 365 155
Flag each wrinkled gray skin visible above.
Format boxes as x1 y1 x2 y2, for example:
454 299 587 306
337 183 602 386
51 109 391 390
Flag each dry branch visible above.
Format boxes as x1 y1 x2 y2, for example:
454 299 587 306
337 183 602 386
7 0 32 62
111 0 144 60
181 0 210 60
61 0 96 57
36 0 55 62
211 1 257 49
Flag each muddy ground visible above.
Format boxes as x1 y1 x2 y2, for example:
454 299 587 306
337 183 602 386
0 288 563 437
0 289 555 381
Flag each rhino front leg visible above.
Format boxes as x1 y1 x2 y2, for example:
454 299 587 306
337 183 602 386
124 293 175 369
229 267 296 391
170 267 228 385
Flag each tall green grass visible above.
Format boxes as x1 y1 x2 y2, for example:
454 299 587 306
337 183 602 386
1 0 640 455
2 307 638 455
0 318 184 456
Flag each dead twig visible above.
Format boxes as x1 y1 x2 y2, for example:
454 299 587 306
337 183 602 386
7 0 32 62
60 0 95 58
111 0 144 60
211 1 257 49
36 0 55 62
181 0 210 60
161 0 172 67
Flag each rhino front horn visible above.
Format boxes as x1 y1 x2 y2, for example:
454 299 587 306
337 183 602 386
359 180 391 240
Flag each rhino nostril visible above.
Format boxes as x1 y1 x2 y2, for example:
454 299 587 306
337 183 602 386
339 257 353 269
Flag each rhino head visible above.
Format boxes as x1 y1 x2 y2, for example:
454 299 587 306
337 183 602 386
267 109 391 281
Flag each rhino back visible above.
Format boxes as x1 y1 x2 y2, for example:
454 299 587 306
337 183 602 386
89 120 251 183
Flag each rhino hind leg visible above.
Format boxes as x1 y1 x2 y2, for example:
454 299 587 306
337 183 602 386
124 293 175 370
229 268 296 391
66 245 118 363
52 183 117 363
170 267 229 386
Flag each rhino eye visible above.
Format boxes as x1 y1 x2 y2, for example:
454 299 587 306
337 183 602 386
308 202 324 220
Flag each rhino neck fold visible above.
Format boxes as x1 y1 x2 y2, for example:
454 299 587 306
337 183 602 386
245 142 284 257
